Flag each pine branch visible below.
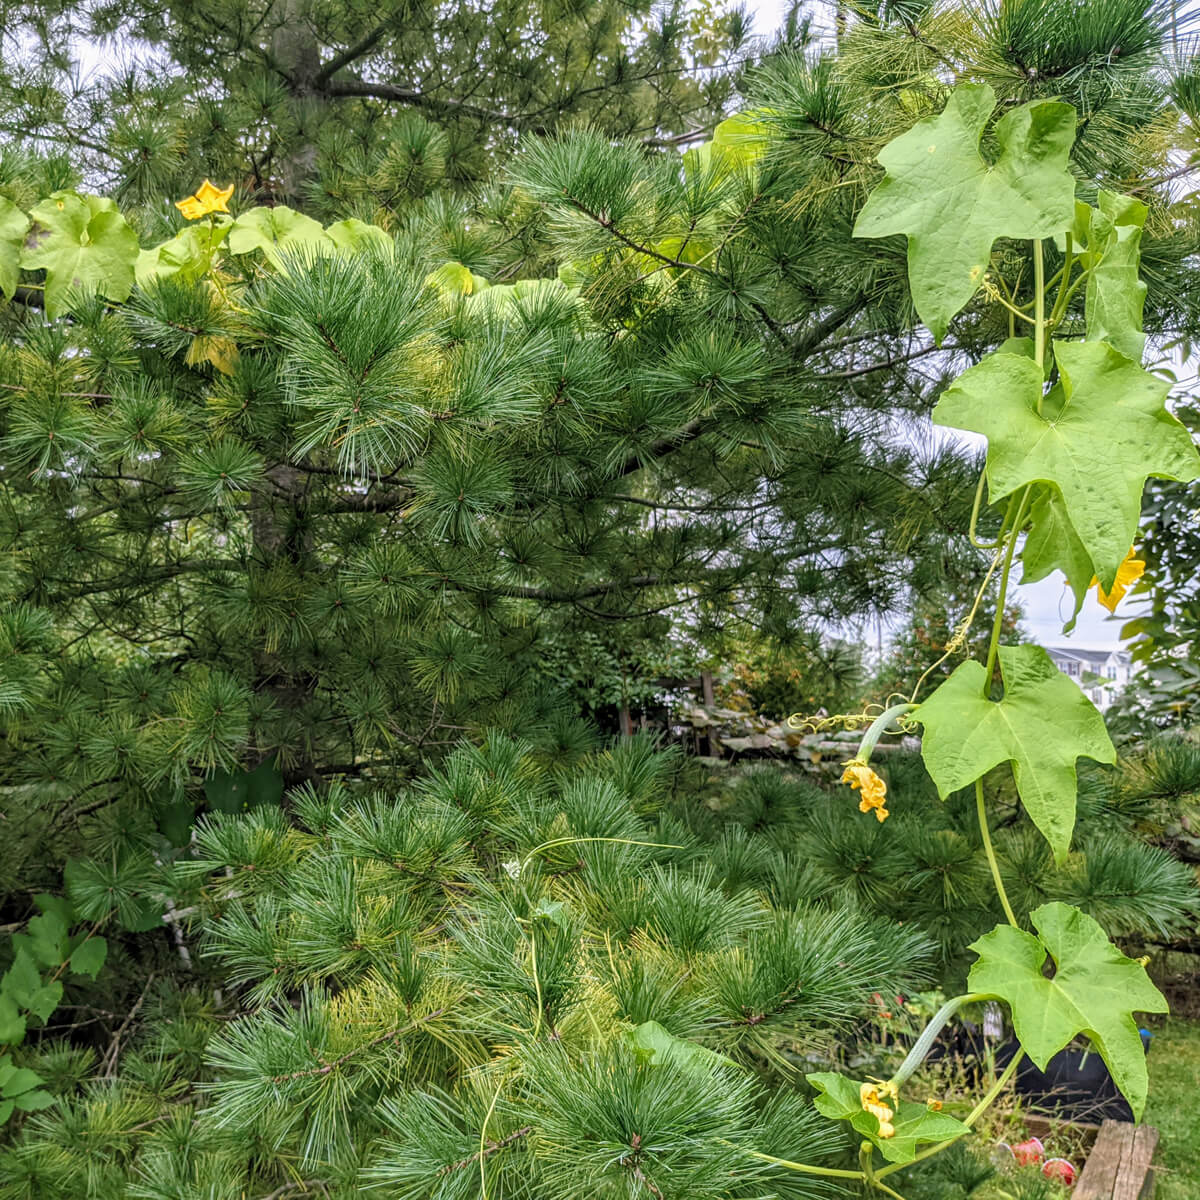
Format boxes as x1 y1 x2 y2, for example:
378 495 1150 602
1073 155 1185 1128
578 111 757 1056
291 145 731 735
268 1008 446 1082
470 576 661 603
558 193 790 346
325 80 519 127
437 1125 533 1176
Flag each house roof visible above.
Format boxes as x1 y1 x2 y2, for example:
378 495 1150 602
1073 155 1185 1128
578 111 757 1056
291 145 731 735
1046 646 1130 668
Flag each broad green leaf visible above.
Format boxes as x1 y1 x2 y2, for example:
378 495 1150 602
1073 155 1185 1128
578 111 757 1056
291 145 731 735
25 909 69 968
0 1066 44 1099
19 192 139 318
967 903 1166 1119
118 899 164 934
933 339 1200 588
32 894 73 926
0 1100 11 1123
0 948 63 1022
530 897 571 930
325 218 390 253
626 1021 735 1075
1085 193 1148 363
1060 192 1148 362
807 1072 970 1163
0 195 30 300
0 997 25 1045
1020 485 1093 633
425 261 478 296
916 644 1115 863
712 110 770 167
156 796 196 846
136 219 230 287
854 84 1076 343
227 205 331 268
13 1089 55 1112
68 936 107 980
204 757 283 814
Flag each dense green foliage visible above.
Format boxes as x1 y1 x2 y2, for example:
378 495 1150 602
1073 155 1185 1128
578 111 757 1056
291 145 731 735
0 0 1199 1195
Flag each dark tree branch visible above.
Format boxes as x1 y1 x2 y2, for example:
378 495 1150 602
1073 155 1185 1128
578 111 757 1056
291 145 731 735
313 22 393 86
325 80 523 128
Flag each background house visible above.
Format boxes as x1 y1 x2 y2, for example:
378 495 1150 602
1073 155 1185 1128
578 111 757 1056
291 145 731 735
1047 646 1134 711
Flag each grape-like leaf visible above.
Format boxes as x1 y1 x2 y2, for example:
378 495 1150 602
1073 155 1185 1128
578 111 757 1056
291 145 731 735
1061 191 1148 363
968 903 1166 1119
916 645 1115 863
933 339 1200 588
807 1072 970 1163
854 83 1076 343
227 205 331 268
0 195 30 300
324 218 391 253
1020 485 1093 633
19 192 138 318
136 218 231 287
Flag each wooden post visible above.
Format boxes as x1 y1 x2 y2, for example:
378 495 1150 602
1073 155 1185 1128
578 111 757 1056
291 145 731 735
1075 1120 1158 1200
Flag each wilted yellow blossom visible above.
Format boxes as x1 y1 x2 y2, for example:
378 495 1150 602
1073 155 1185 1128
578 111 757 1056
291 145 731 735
841 760 888 822
1090 547 1145 613
859 1082 897 1138
176 179 234 221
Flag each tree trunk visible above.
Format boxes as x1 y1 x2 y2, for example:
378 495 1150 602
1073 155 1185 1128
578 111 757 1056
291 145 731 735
270 0 322 201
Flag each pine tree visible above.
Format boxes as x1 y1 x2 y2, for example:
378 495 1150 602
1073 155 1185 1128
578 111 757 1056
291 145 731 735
0 0 770 204
0 2 1198 1196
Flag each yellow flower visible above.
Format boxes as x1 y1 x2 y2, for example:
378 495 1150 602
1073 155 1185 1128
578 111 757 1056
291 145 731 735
176 179 235 221
926 1098 943 1111
842 760 888 822
859 1083 897 1138
1090 547 1145 613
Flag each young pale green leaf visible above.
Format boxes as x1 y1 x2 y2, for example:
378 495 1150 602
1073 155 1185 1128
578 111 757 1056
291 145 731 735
807 1072 970 1163
916 644 1115 863
0 195 30 299
1084 192 1148 363
1020 485 1093 632
626 1021 736 1076
933 339 1200 588
19 192 139 318
967 903 1166 1119
854 83 1076 343
135 218 230 287
227 205 331 268
325 218 391 253
711 110 770 168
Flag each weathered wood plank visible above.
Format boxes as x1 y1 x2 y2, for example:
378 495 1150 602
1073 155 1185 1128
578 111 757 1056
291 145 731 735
1076 1120 1158 1200
1077 1120 1134 1199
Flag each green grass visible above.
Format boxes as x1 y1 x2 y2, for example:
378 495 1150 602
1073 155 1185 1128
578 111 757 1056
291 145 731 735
1144 1017 1200 1200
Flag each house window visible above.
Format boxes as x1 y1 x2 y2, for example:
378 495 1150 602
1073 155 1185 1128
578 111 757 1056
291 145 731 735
1106 666 1117 680
1066 661 1079 677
